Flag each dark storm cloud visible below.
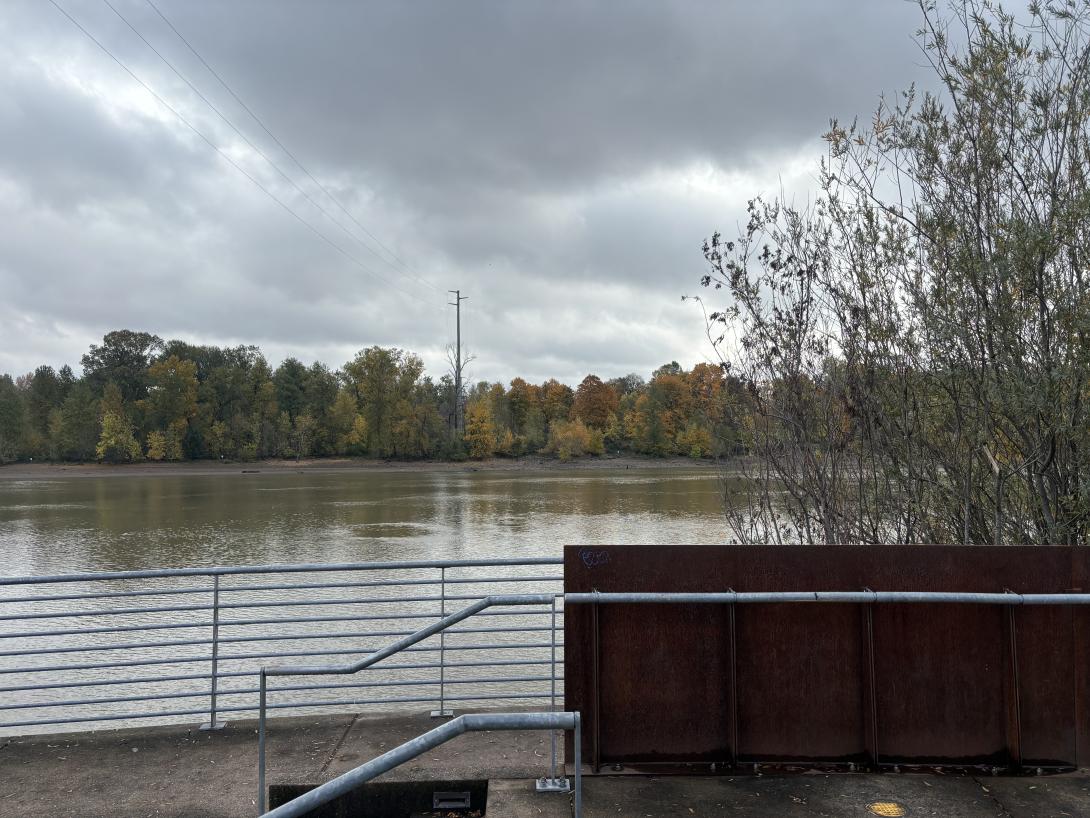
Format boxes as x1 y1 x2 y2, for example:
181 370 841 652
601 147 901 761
0 0 925 383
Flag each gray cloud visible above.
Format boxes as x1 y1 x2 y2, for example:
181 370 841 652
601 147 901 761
0 0 926 384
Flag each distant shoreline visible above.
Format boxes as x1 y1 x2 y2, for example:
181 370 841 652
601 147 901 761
0 454 726 480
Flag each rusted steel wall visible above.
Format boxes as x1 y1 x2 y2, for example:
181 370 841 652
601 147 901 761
564 545 1089 772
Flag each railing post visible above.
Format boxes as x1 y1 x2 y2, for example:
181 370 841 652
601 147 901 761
573 712 583 818
430 566 452 717
258 668 267 815
537 594 570 792
200 573 226 730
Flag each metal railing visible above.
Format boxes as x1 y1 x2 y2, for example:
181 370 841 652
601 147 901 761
253 585 1090 811
257 592 568 811
0 558 563 735
263 711 583 818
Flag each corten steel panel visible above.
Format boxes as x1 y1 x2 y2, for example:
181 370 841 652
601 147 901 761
1010 606 1076 765
870 603 1007 762
564 544 1085 772
596 603 733 762
735 604 865 762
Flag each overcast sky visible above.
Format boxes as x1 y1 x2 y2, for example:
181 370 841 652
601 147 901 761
0 1 926 385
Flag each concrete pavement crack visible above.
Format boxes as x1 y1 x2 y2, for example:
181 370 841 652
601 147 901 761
970 776 1015 818
319 713 361 777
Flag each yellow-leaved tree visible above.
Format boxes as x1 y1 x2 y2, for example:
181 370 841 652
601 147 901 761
463 400 497 459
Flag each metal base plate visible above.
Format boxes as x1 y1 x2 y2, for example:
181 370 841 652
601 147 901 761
535 777 571 793
199 720 227 731
430 709 454 718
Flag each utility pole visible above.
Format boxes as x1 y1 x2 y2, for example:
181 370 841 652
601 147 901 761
448 290 468 434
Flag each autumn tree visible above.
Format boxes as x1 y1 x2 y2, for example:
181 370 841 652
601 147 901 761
329 390 367 455
541 379 574 426
343 347 427 457
144 355 198 459
508 378 546 453
96 383 141 463
573 375 619 430
545 419 603 460
464 399 497 459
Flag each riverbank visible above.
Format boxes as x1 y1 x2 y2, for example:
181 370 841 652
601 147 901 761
0 454 725 480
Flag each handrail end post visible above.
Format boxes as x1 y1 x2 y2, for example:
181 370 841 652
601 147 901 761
258 668 267 815
573 711 583 818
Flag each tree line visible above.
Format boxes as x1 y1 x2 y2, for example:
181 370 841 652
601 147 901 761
0 329 750 464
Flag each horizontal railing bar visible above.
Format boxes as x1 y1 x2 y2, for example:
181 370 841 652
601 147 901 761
0 692 557 730
0 572 562 606
222 641 562 663
4 619 560 645
255 675 554 696
0 602 445 635
0 645 562 680
0 593 558 630
0 706 217 728
0 688 219 711
0 654 213 675
16 589 1083 646
1 675 560 712
216 592 546 615
217 622 554 646
0 671 214 693
0 637 211 658
0 586 214 605
212 597 558 615
0 590 562 622
0 641 563 673
0 607 560 638
563 591 1090 605
0 620 212 639
0 557 562 587
218 574 561 595
0 659 563 693
0 602 217 622
215 619 553 645
222 619 562 641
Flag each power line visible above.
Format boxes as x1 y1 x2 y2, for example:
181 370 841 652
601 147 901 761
143 0 443 296
101 0 440 305
47 0 431 309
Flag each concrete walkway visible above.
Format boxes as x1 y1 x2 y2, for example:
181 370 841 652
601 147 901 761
1 710 1088 817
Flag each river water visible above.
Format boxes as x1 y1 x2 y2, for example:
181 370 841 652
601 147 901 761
0 466 728 576
0 466 729 734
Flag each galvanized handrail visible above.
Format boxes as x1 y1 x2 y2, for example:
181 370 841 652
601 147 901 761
261 711 582 818
565 590 1090 605
0 557 562 586
258 593 561 809
255 584 1090 808
0 558 564 734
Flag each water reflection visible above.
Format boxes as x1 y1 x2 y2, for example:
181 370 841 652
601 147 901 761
0 467 727 575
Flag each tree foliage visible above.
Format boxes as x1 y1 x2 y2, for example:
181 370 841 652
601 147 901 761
699 0 1090 545
1 330 750 465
